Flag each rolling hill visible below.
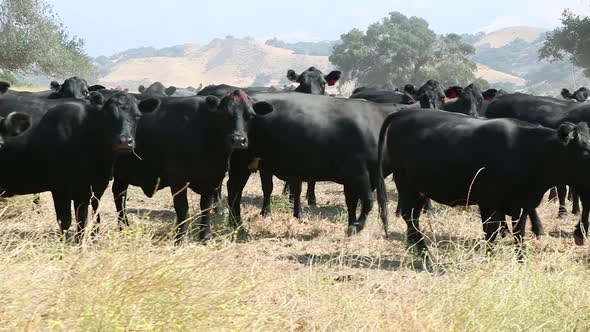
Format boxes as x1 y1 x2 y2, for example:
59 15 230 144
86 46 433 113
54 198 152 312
97 37 334 92
93 26 590 96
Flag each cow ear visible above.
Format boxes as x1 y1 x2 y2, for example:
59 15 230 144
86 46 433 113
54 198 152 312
558 123 577 146
165 86 177 96
206 95 220 110
0 81 10 94
252 101 273 116
287 70 299 82
324 71 342 86
89 91 105 106
50 81 60 92
1 112 31 136
138 85 145 94
138 98 160 113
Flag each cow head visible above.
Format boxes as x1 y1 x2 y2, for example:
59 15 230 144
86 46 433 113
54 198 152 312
287 67 341 95
165 86 177 96
0 112 31 147
212 89 273 150
416 80 446 109
0 81 10 95
49 76 90 99
445 86 463 99
482 88 499 101
457 84 484 116
140 82 172 97
101 92 160 152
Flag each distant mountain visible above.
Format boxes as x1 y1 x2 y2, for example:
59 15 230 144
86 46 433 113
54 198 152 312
264 38 338 56
474 26 548 48
463 26 590 95
96 36 335 92
92 26 590 96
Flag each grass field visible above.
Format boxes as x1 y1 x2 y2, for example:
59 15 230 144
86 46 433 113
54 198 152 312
0 174 589 331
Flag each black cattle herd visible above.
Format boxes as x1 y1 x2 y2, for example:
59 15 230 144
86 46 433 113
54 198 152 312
1 66 590 255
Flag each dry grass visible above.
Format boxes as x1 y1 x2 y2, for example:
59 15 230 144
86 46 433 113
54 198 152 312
0 174 589 331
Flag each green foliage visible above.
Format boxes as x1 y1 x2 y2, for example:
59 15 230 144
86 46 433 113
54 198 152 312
330 12 477 88
540 9 590 77
0 0 93 78
265 38 338 56
0 70 18 85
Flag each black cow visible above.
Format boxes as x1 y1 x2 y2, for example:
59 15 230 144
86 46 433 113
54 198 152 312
199 67 342 208
400 80 446 109
7 77 90 100
88 84 107 92
349 87 417 105
0 92 159 238
441 84 484 116
486 92 586 221
562 87 590 102
138 82 178 97
227 92 393 237
112 90 272 243
444 86 463 99
376 109 590 252
286 66 341 95
197 84 277 98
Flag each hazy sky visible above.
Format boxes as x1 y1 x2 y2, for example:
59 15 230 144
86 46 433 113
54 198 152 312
50 0 590 56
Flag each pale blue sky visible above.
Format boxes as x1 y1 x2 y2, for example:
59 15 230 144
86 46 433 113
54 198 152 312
49 0 590 56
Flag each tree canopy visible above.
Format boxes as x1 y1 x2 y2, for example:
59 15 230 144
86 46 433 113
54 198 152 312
539 9 590 77
0 0 93 78
329 12 479 89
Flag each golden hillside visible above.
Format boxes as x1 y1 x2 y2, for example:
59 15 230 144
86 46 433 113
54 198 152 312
98 38 332 89
475 26 547 48
475 64 526 87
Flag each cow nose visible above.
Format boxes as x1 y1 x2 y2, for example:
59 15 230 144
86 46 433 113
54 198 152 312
119 135 133 145
230 134 248 149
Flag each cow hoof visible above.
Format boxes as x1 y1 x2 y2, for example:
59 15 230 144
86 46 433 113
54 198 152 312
346 225 359 237
307 200 317 207
574 232 585 246
261 209 271 217
500 228 511 239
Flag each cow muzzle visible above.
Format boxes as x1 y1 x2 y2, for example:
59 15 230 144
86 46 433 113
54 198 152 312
228 134 248 149
114 135 135 152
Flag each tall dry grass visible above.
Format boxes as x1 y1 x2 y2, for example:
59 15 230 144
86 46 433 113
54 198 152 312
0 175 588 331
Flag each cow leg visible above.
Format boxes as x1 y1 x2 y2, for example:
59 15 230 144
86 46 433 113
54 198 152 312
557 185 568 217
51 189 72 239
528 208 545 237
112 179 130 228
348 173 373 234
512 209 527 242
572 188 581 215
212 186 223 214
227 154 252 233
260 168 273 216
89 181 108 236
574 188 590 245
479 207 502 243
72 187 91 242
423 198 433 214
306 181 317 207
344 185 360 236
197 193 214 242
548 187 557 201
400 193 427 253
289 180 303 219
171 183 190 244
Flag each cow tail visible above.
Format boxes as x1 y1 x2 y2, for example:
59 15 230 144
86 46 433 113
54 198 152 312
377 111 397 238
